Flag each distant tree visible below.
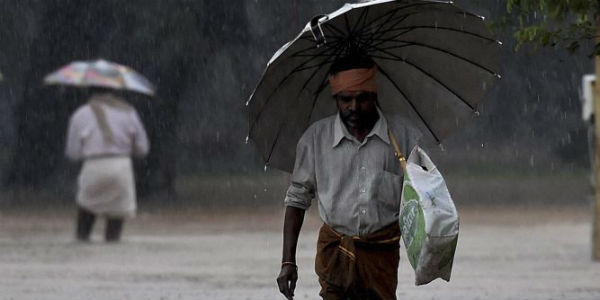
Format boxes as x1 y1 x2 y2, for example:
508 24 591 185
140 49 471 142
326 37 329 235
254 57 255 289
500 0 598 54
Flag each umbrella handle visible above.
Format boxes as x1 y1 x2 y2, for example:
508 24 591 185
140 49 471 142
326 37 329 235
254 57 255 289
387 128 407 173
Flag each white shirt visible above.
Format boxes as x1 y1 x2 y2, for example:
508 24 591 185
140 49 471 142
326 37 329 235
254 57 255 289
65 98 149 160
284 109 420 236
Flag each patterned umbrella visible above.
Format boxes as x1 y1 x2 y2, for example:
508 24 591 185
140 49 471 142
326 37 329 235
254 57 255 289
44 59 155 96
247 0 501 172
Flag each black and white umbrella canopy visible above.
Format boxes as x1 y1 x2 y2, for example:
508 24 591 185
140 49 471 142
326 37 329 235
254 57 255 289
247 0 501 172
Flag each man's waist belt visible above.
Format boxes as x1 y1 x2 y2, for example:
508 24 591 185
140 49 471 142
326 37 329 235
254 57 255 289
315 222 401 290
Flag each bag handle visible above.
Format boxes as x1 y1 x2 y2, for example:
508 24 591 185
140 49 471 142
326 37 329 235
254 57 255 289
387 127 407 173
388 127 408 215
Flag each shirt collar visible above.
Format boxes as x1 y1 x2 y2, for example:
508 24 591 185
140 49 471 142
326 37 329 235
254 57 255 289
332 107 390 148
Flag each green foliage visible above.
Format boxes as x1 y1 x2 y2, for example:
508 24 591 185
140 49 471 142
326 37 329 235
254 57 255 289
501 0 598 55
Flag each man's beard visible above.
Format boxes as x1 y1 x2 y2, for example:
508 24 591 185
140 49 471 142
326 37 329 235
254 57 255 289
340 109 379 130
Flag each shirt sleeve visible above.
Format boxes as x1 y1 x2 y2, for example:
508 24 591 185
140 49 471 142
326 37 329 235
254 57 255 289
65 113 83 161
130 110 150 157
284 129 316 210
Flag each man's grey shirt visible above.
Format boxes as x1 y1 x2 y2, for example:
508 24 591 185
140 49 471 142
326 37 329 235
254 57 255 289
284 109 421 236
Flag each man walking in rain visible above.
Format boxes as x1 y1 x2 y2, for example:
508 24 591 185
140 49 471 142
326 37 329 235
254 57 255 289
65 88 149 242
277 54 419 300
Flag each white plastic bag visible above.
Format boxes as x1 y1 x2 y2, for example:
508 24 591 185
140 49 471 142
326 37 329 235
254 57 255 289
399 146 459 286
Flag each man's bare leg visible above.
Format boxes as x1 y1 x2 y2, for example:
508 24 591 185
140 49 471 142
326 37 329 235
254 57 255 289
76 207 96 241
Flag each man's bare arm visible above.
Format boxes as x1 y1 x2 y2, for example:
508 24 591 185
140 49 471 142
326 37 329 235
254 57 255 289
277 206 305 300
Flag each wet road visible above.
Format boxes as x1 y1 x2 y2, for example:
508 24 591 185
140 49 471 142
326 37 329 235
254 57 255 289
0 205 598 300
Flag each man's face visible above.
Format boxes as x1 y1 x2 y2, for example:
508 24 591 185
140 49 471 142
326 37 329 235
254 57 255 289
335 90 378 129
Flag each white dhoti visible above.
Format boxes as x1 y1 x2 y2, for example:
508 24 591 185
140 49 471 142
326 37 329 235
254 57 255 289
77 156 136 218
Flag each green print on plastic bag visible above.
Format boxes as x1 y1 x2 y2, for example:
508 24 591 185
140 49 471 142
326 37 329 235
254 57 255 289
400 181 426 269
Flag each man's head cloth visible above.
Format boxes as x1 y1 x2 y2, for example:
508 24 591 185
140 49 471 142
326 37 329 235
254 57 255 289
329 55 377 96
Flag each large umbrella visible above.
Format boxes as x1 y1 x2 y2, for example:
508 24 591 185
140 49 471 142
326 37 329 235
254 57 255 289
247 0 501 172
44 59 155 96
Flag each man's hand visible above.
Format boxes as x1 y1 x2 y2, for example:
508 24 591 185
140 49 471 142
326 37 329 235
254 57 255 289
277 264 298 300
279 206 305 300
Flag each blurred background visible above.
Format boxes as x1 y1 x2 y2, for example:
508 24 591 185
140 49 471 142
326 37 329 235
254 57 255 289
0 1 597 300
0 0 591 206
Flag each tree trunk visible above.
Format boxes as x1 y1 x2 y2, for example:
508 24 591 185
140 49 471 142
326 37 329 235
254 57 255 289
592 15 600 261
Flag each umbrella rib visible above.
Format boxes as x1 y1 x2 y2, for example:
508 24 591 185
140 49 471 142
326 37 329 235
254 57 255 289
275 41 343 79
369 7 405 37
452 10 487 20
368 13 416 41
290 38 345 57
363 4 492 44
351 6 369 35
327 2 487 48
265 62 337 166
357 10 413 48
369 25 419 46
365 14 485 53
360 6 371 35
249 43 346 134
250 52 328 106
342 14 354 57
368 21 410 44
363 2 437 30
293 55 339 73
288 46 344 75
307 3 482 57
265 55 342 166
292 53 343 58
291 63 327 74
344 14 352 36
290 36 341 56
304 72 332 125
299 58 337 91
370 41 498 76
298 34 346 44
265 43 347 165
305 44 347 123
357 28 414 52
265 122 284 165
374 61 441 143
323 22 346 37
357 7 386 51
372 49 476 110
371 25 497 46
353 5 373 44
361 2 459 37
260 40 342 90
250 64 318 129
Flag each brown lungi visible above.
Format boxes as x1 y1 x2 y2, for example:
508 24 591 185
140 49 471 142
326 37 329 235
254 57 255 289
315 222 401 300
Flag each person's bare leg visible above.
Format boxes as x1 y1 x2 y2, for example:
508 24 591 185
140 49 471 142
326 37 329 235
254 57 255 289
105 218 124 242
76 208 96 241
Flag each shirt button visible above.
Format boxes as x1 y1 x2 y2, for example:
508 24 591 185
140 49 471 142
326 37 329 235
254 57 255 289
360 209 367 215
360 166 366 170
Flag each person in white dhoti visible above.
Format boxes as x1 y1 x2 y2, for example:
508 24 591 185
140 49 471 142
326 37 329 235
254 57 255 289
65 89 149 242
